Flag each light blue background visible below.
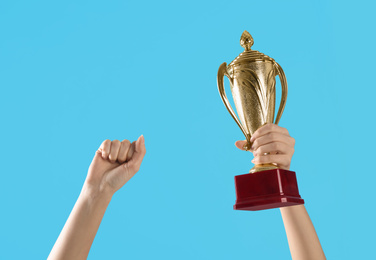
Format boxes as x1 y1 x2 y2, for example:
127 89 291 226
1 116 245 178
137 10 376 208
1 0 375 259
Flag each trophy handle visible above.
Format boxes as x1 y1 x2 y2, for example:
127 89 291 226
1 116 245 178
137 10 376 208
273 62 288 125
217 62 252 150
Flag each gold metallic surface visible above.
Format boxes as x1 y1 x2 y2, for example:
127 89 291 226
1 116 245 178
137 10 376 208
250 163 278 173
217 31 288 173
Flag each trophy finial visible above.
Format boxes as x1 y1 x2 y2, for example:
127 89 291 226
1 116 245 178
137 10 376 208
240 30 254 51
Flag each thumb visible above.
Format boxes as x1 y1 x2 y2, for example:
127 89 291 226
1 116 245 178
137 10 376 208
90 147 106 168
124 135 146 174
235 140 252 151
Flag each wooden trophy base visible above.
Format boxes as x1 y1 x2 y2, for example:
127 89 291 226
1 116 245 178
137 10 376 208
233 168 304 211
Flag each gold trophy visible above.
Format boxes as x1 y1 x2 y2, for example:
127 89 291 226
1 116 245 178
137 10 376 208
217 31 304 211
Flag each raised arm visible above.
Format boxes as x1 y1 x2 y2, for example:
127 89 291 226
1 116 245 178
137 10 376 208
48 136 146 260
280 205 325 260
235 124 325 260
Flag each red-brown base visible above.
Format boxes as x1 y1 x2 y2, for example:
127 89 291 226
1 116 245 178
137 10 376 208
234 169 304 211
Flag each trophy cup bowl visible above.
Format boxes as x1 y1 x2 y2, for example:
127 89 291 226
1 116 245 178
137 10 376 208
217 31 304 211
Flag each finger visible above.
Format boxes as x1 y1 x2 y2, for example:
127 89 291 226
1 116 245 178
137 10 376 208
253 141 294 157
252 154 291 169
250 123 290 142
93 143 105 165
235 140 254 151
252 132 295 151
108 140 121 163
100 139 112 159
118 139 131 163
127 141 136 161
125 135 146 174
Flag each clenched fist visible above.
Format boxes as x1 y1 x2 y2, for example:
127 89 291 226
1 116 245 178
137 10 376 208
235 124 295 170
84 135 146 196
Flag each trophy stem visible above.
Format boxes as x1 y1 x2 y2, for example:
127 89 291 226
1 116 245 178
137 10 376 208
250 163 279 173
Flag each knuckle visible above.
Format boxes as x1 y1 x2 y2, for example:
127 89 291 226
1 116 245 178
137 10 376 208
268 133 276 140
118 158 125 164
269 123 277 130
122 139 131 145
102 139 111 149
113 139 120 146
261 124 271 133
280 126 289 135
119 152 127 159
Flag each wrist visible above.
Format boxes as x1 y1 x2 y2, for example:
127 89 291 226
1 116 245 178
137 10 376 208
80 182 114 205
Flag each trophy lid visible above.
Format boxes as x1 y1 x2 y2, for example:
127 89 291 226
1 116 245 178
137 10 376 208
228 31 275 68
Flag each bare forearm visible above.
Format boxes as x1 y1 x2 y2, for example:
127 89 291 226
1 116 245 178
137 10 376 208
48 137 145 259
48 186 113 260
280 205 325 260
